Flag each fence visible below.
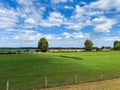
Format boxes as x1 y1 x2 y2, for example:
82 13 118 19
0 73 108 90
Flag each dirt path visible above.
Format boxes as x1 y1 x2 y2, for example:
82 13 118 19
37 78 120 90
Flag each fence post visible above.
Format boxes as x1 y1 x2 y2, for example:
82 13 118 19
75 75 78 84
6 81 9 90
45 77 47 88
100 73 103 80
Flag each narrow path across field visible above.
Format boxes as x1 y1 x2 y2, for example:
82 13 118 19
38 78 120 90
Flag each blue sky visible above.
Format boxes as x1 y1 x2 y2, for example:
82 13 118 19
0 0 120 47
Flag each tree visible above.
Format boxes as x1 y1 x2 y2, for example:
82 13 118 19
38 37 49 52
114 41 120 50
84 39 93 51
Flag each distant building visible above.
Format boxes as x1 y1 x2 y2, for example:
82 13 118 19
101 46 111 51
48 48 84 52
92 49 97 52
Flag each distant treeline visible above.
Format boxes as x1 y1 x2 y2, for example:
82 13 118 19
0 47 113 54
0 47 37 49
0 38 120 54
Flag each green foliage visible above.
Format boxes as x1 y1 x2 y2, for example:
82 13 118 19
84 39 93 51
38 37 49 52
114 43 120 50
114 41 120 50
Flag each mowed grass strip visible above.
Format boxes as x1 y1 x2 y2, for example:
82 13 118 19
0 52 120 90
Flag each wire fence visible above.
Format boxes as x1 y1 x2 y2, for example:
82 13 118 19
0 73 109 90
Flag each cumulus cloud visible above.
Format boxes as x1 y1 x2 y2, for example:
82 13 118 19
64 4 103 30
0 0 46 30
0 4 18 29
89 0 120 11
64 5 87 30
72 5 85 20
41 12 65 27
91 16 116 33
0 0 117 32
64 4 117 32
16 0 45 29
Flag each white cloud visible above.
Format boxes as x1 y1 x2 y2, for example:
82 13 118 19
75 5 85 14
65 4 117 32
71 5 85 20
12 30 41 41
17 0 35 5
24 18 36 24
21 30 35 34
41 12 65 27
12 29 59 41
0 0 46 30
100 37 120 41
64 5 88 30
62 32 90 39
0 17 17 29
65 22 84 30
0 4 18 29
64 6 74 9
89 0 120 11
91 16 116 33
51 0 73 4
49 39 85 47
0 0 117 33
65 5 103 31
56 37 62 40
62 32 71 38
73 32 90 39
93 36 120 47
16 0 45 29
72 5 103 19
1 28 62 46
79 1 86 5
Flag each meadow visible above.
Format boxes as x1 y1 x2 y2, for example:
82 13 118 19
0 51 120 90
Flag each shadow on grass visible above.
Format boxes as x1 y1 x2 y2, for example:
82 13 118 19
59 55 83 60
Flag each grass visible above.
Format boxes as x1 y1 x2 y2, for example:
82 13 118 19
40 78 120 90
0 52 120 90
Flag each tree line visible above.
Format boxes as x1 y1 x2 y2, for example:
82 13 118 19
38 37 120 52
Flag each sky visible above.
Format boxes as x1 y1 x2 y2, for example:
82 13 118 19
0 0 120 47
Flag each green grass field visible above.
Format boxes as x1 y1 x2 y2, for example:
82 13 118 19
0 52 120 90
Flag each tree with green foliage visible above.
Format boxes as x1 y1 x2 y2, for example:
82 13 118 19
38 37 49 52
114 41 120 50
84 39 93 51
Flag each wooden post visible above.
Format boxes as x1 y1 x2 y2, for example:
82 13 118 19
100 73 103 80
75 75 78 83
6 81 9 90
45 77 47 88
